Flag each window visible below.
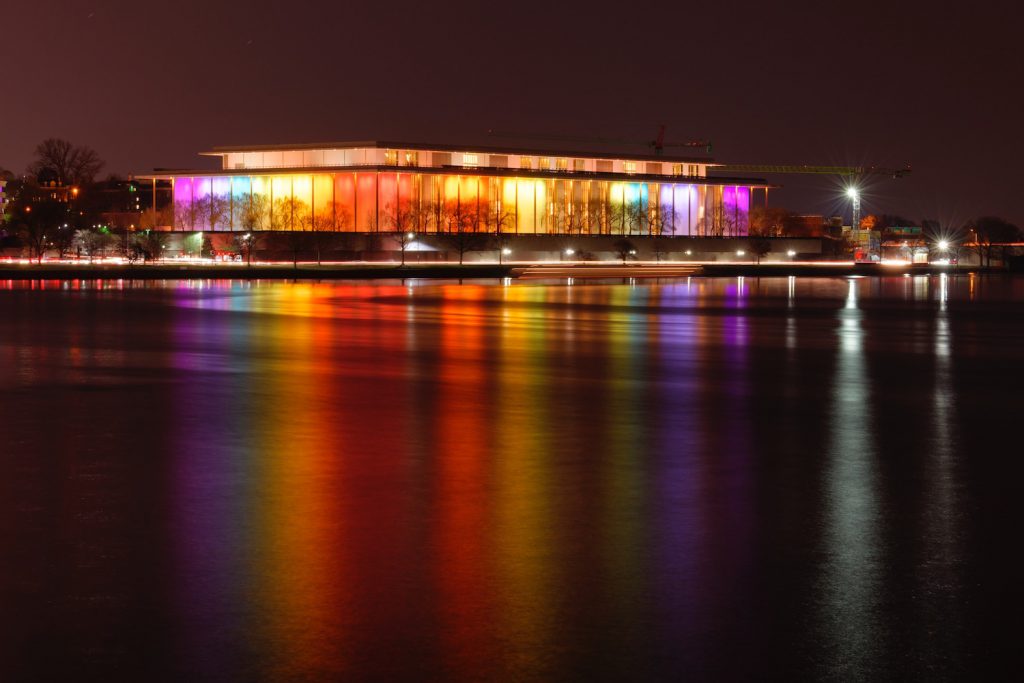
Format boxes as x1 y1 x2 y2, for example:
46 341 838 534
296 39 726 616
596 160 613 173
520 157 534 170
646 162 663 175
404 151 418 166
538 157 551 171
556 158 569 171
672 163 683 176
462 153 478 166
384 149 398 165
623 161 637 174
574 159 586 172
491 155 508 168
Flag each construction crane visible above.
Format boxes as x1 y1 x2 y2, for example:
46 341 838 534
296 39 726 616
487 125 712 155
713 164 911 179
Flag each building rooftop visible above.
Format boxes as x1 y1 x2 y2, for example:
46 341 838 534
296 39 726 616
201 140 717 165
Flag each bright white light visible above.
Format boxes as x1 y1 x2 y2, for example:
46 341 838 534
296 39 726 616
629 249 637 255
564 248 575 255
846 187 859 199
501 247 512 255
407 232 415 239
938 240 949 250
685 249 692 255
787 250 796 257
736 250 745 256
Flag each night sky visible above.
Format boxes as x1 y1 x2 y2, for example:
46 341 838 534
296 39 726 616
3 1 1021 227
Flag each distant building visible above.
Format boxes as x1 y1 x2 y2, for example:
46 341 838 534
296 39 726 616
784 215 827 238
881 225 929 263
138 141 768 236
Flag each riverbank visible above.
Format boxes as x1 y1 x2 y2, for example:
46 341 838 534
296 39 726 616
0 261 993 280
0 263 516 280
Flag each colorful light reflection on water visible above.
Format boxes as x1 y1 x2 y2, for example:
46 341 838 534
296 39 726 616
2 275 1024 680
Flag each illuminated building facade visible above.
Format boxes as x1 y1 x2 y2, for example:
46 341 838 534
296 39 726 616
143 141 766 237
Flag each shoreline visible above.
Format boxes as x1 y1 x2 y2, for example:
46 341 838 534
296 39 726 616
0 261 997 281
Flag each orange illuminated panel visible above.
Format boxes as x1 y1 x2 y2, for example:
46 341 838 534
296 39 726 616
334 174 356 231
355 173 377 230
312 174 334 229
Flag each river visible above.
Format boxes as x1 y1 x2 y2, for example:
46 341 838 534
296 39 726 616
1 274 1021 680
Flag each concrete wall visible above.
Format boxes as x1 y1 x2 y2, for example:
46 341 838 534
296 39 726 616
154 232 827 263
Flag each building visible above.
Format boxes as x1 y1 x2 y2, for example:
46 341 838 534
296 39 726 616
140 141 767 237
881 225 929 263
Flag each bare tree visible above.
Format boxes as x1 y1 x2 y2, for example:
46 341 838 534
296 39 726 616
381 200 422 265
965 216 1022 268
18 221 50 263
437 200 462 234
194 193 231 231
233 232 262 266
309 204 342 265
381 200 419 233
612 238 637 265
28 138 104 186
749 206 793 237
272 196 310 232
278 230 314 268
235 193 270 232
494 233 514 264
395 230 417 265
704 204 726 237
437 205 489 263
75 228 114 263
722 205 747 237
174 199 203 231
562 197 590 235
8 182 65 262
624 200 648 235
51 225 77 259
135 230 170 261
443 230 492 264
748 237 772 264
585 197 608 235
481 200 517 236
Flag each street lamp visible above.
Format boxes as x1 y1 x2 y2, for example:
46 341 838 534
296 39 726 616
846 186 861 231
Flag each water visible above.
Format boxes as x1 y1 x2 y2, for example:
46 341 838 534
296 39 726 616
1 275 1022 681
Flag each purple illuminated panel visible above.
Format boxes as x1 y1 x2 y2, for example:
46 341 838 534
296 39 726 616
723 187 736 236
194 177 212 199
736 186 750 236
173 177 193 207
722 186 750 237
